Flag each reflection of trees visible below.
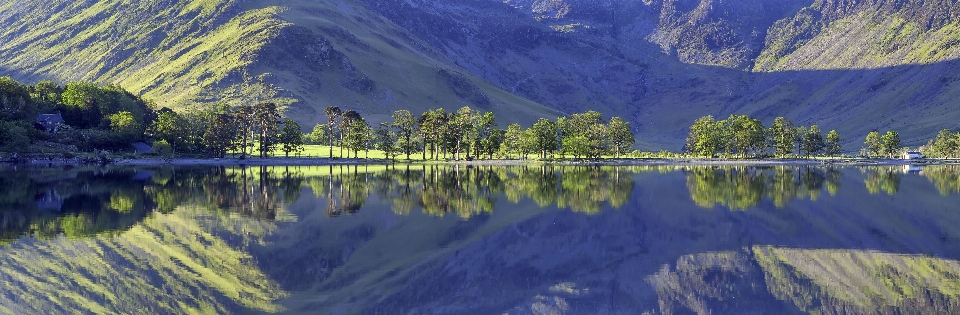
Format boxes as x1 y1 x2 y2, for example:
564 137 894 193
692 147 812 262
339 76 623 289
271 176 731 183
145 166 305 220
0 168 152 243
305 165 637 219
685 166 841 210
921 166 960 196
862 167 900 195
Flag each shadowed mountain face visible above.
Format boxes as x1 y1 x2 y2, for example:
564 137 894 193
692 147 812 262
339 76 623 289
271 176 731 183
2 0 960 149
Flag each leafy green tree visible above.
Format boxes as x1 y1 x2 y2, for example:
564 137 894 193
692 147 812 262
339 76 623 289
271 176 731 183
59 81 104 128
769 117 796 157
323 106 342 157
531 118 558 159
686 115 720 157
392 109 418 160
306 123 328 145
0 121 30 152
725 114 765 157
562 135 590 159
341 110 362 157
109 111 141 141
203 114 236 158
794 126 807 156
0 77 33 121
233 105 255 158
150 110 186 150
473 111 496 158
449 106 476 160
824 130 842 156
152 139 173 158
801 124 825 156
880 130 901 157
519 128 538 159
500 123 523 159
418 109 447 160
30 80 61 108
864 131 882 157
586 123 610 158
921 129 958 158
480 128 505 159
253 102 281 158
608 116 634 158
279 119 304 157
375 122 399 160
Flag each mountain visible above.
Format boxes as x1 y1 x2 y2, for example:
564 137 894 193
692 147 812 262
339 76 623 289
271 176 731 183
2 0 960 150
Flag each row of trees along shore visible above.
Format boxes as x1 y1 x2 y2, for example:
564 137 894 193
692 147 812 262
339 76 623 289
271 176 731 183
306 106 636 160
686 114 907 158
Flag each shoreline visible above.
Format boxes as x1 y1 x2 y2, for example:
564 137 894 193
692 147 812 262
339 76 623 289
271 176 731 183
2 156 957 167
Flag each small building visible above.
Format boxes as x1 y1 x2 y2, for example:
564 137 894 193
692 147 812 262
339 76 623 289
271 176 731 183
131 142 153 154
36 113 65 132
903 151 923 160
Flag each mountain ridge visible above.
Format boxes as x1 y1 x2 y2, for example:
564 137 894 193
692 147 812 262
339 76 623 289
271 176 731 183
2 0 960 150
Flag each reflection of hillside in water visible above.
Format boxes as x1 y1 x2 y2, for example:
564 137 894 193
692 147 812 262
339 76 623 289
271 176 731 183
651 248 960 315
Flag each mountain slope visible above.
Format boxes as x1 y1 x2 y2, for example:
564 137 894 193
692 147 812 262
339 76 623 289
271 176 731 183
3 0 960 149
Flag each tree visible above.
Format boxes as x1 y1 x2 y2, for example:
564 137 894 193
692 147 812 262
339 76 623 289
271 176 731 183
253 102 281 158
375 122 399 160
150 110 187 151
562 135 590 159
922 129 958 158
769 117 796 157
109 111 141 141
824 130 842 156
233 105 255 158
203 114 236 158
152 139 173 158
725 114 765 157
864 131 882 157
480 128 505 159
801 124 825 156
608 116 634 158
531 118 558 159
341 110 363 157
449 106 476 160
473 111 496 158
880 130 901 157
418 109 446 160
392 110 418 159
586 123 610 158
794 126 807 156
279 119 304 157
324 106 342 158
686 115 720 157
500 123 523 159
306 123 328 145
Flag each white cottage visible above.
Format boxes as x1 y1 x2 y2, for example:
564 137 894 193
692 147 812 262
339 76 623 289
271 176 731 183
903 151 923 159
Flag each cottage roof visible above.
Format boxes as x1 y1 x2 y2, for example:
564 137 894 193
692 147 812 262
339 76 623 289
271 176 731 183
37 113 64 123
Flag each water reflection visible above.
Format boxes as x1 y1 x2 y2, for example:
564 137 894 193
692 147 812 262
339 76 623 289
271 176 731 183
685 166 841 210
305 165 636 218
0 168 152 243
3 164 960 314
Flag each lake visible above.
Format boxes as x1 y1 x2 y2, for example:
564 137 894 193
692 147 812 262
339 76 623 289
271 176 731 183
1 164 959 314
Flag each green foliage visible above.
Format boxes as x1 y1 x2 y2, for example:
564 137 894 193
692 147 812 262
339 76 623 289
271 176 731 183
769 117 797 157
921 129 960 158
152 139 173 157
391 110 419 160
802 125 825 156
608 116 634 158
880 131 901 157
562 135 590 159
0 121 31 152
109 111 142 141
278 119 304 157
531 118 558 159
825 130 843 156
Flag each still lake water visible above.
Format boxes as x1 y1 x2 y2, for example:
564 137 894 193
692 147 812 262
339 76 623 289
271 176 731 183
1 164 960 314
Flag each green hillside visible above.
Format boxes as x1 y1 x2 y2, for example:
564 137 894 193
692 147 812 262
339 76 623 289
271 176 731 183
3 0 960 150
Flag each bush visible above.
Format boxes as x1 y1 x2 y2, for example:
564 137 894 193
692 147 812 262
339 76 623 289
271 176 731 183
0 121 31 152
152 140 173 158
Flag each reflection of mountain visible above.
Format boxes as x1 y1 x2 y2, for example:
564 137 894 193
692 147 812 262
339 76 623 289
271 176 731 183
651 248 960 315
262 166 960 314
685 166 841 210
0 205 285 314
